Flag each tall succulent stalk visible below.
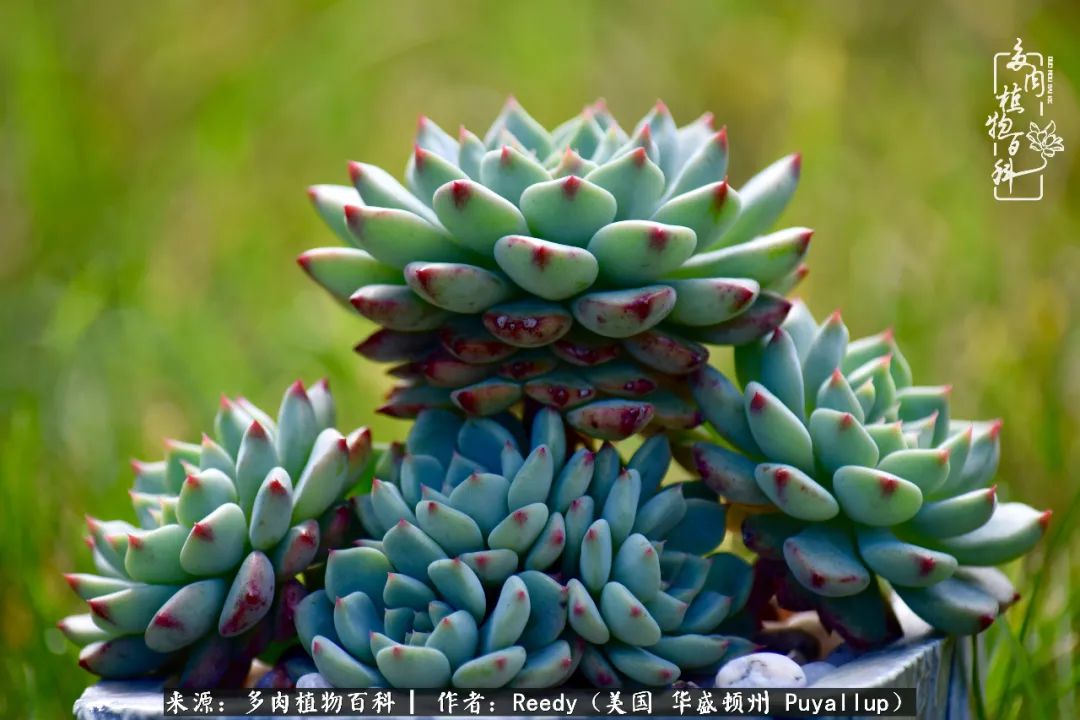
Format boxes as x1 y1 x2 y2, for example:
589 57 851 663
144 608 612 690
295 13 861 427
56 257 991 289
301 98 808 441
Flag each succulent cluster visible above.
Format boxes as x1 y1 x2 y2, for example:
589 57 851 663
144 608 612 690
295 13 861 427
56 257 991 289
690 301 1049 645
301 98 809 440
292 407 753 688
59 381 371 683
61 98 1049 694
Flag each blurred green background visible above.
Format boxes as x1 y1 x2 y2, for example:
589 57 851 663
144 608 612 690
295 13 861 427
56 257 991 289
1 0 1077 716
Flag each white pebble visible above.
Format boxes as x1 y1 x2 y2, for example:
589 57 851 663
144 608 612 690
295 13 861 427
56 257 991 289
714 652 807 689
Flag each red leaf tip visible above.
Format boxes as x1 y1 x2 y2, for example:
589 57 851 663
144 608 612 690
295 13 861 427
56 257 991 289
343 204 363 225
562 175 582 198
347 161 363 184
1039 510 1053 530
791 152 803 177
450 180 471 209
711 181 730 208
878 476 899 496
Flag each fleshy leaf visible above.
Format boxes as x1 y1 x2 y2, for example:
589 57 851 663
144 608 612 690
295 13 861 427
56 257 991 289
482 301 573 348
431 179 529 255
588 221 696 286
519 176 617 247
404 262 513 314
571 286 676 338
665 278 758 327
754 463 839 521
493 235 599 300
783 526 870 598
344 205 473 269
832 466 922 526
350 285 449 332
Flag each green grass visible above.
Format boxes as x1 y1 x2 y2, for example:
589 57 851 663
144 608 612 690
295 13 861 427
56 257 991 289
1 0 1077 716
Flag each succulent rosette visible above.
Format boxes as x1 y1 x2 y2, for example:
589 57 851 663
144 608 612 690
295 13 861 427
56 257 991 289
301 98 809 440
293 407 753 688
690 301 1049 647
59 381 371 684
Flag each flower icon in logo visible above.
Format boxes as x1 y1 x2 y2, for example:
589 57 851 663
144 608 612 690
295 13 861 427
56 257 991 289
1027 121 1065 159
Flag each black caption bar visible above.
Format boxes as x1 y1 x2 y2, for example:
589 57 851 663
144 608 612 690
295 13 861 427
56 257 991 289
164 688 916 717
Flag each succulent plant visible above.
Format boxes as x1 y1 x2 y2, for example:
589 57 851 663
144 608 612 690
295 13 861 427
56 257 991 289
689 301 1048 646
58 381 372 684
293 407 753 688
301 98 809 440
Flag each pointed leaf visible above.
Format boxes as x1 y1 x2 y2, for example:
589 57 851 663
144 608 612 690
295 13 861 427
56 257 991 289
348 161 436 223
432 179 528 254
344 205 473 269
672 227 812 286
572 286 675 338
588 221 696 286
700 299 797 357
623 328 707 375
519 176 617 247
405 262 513 313
754 463 839 521
482 300 573 348
719 153 801 247
567 400 654 442
783 526 870 598
856 528 956 587
480 146 551 204
808 409 879 476
745 381 815 473
666 277 758 326
349 284 449 331
932 502 1049 565
494 235 599 301
833 466 922 526
218 551 275 636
